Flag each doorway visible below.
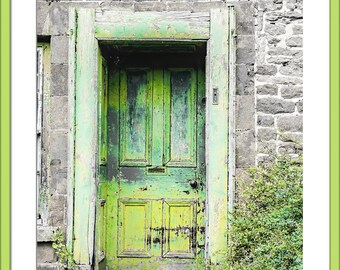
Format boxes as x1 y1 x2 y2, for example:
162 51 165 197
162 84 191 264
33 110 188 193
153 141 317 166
99 44 206 269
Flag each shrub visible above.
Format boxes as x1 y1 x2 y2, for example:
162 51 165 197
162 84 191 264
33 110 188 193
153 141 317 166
222 155 303 270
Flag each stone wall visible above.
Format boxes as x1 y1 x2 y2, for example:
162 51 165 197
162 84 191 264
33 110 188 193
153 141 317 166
36 0 302 268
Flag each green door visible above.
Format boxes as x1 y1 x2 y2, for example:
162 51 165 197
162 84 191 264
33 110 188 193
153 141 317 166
104 56 206 269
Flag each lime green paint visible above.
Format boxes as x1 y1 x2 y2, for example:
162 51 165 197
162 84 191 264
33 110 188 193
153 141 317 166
330 0 340 268
0 0 11 268
72 8 97 265
102 66 206 269
206 9 230 264
94 11 210 40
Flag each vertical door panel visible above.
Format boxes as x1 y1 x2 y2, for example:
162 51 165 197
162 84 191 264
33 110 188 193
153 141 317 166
164 69 197 167
162 200 197 258
120 69 152 166
118 199 151 257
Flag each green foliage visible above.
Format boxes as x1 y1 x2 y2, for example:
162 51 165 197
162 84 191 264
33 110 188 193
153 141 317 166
216 155 303 270
52 228 76 269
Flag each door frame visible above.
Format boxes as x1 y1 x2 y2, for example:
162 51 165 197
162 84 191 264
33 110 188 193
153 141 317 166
67 6 236 267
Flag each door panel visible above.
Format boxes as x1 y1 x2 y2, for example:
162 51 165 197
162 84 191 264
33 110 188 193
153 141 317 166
164 70 196 167
105 65 205 269
120 69 152 166
117 199 152 258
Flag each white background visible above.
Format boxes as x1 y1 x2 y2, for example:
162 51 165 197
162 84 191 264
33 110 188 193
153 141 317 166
11 0 330 269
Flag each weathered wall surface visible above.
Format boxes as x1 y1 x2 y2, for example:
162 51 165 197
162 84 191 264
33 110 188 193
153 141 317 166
36 0 302 268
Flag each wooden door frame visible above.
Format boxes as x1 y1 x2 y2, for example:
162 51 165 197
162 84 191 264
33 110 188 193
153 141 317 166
67 6 236 267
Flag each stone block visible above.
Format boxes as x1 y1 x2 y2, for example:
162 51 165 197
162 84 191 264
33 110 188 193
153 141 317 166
50 165 68 195
236 130 255 168
264 23 285 35
37 226 57 242
134 2 167 12
286 0 298 10
50 130 68 168
297 99 303 113
286 36 303 47
51 36 69 64
51 4 69 35
37 263 59 270
166 2 193 11
256 84 278 95
257 115 274 127
237 36 255 65
192 1 223 12
50 96 68 130
278 132 303 144
267 56 292 65
236 96 255 130
257 0 283 11
267 47 302 57
278 142 302 154
277 115 303 132
279 61 303 76
257 141 276 154
51 64 68 96
255 65 277 76
37 3 51 36
256 75 303 85
281 86 303 99
236 64 254 95
37 243 57 263
268 37 281 46
257 128 277 141
266 11 302 22
49 195 67 226
293 24 303 35
257 97 295 114
235 2 255 35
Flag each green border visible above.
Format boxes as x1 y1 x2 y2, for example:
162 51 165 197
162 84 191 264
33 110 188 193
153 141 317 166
0 0 11 269
330 0 340 269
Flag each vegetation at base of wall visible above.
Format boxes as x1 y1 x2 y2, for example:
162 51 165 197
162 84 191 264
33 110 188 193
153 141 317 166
52 228 76 270
208 154 303 270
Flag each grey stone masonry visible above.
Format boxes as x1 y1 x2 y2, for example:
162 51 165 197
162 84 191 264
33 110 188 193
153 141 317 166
254 0 303 162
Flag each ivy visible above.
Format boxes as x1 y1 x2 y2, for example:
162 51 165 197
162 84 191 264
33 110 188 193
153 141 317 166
51 228 76 270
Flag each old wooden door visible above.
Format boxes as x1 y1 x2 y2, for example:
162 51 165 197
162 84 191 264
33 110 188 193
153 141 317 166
104 52 206 269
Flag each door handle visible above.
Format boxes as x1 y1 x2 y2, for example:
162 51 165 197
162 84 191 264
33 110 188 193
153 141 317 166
189 179 198 189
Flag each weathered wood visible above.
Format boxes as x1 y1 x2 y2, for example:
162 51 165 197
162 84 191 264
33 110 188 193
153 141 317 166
67 7 76 252
228 7 237 215
72 8 97 265
206 8 229 264
95 10 210 40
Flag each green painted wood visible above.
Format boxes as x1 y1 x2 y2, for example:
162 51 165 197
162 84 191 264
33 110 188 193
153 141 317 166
105 66 206 269
72 8 97 265
228 7 237 216
164 69 197 167
95 10 210 40
206 8 230 264
95 48 109 269
119 69 152 166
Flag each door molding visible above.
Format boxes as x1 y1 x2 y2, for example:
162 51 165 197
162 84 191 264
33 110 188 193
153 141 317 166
67 6 236 266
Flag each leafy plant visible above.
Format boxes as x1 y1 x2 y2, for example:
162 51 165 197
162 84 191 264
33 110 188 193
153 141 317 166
221 154 303 270
52 228 76 269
